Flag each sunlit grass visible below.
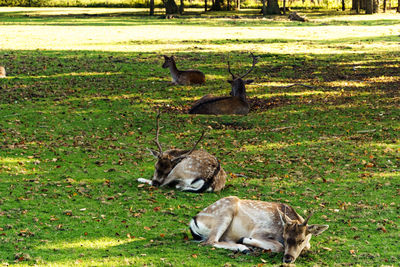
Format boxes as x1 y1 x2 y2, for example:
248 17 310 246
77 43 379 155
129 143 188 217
37 237 136 250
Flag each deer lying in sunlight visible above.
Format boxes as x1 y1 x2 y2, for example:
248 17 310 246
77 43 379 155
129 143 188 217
190 196 329 263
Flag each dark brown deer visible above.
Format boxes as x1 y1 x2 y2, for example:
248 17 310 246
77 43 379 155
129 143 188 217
162 55 205 85
137 112 226 192
190 196 329 264
188 53 258 115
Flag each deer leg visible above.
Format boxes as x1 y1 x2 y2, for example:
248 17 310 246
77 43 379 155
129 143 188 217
213 241 251 253
203 214 250 252
238 234 283 252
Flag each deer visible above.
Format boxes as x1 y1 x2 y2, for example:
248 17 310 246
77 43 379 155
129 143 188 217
0 66 6 78
162 55 206 85
137 112 226 193
188 53 258 115
189 196 329 264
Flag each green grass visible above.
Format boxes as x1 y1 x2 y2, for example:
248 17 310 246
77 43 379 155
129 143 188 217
0 7 399 266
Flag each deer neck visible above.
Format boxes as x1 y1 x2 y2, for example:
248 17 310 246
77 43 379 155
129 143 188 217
168 61 180 82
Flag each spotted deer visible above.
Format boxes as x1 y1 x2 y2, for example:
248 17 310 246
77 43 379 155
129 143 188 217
162 55 206 85
137 112 226 192
0 66 6 78
188 53 258 115
189 196 329 263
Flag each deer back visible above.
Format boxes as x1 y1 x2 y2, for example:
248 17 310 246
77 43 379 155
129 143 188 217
188 95 249 115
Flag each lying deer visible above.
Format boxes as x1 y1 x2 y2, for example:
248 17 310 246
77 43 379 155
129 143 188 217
188 53 258 115
137 112 226 192
162 55 205 85
0 66 6 78
190 196 329 264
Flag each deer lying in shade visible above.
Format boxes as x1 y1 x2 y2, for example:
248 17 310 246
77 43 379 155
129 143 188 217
162 55 205 85
137 112 226 193
190 196 329 264
188 53 258 115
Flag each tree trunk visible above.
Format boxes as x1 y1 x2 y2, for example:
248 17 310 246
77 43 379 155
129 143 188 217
150 0 155 15
262 0 267 15
365 0 373 13
356 0 360 12
211 0 223 10
398 0 400 12
361 0 366 10
227 0 231 10
205 0 207 11
237 0 240 10
383 0 386 12
164 0 179 14
372 0 379 12
266 0 280 14
342 0 345 10
179 0 184 14
283 0 286 14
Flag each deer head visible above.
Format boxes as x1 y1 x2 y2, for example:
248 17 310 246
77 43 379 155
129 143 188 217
227 53 258 99
148 111 206 185
278 208 329 264
162 55 176 69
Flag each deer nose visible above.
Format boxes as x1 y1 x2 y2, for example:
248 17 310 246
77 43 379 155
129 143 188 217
283 254 294 263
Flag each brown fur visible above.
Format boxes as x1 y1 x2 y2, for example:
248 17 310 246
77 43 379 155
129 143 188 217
189 96 250 115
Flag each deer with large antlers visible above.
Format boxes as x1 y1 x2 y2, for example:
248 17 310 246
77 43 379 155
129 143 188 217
188 53 258 115
137 112 226 192
162 55 206 85
190 196 329 264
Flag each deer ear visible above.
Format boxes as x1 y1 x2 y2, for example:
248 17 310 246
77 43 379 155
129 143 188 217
307 224 329 236
244 79 254 84
148 148 160 158
163 55 168 59
171 55 175 60
227 80 233 84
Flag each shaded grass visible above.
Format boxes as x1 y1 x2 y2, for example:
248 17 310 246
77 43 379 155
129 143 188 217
0 8 400 266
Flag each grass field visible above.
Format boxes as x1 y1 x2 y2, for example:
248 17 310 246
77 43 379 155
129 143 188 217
0 7 399 266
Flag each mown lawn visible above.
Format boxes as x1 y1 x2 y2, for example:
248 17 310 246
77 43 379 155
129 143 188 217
0 7 399 266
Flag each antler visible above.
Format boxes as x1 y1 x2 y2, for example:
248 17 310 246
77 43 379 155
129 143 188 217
153 110 163 155
186 130 206 156
227 60 236 79
300 211 313 226
172 130 206 162
238 52 258 79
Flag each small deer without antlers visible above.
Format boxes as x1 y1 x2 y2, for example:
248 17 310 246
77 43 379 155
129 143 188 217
162 55 205 85
190 196 329 263
188 53 258 115
137 112 226 192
